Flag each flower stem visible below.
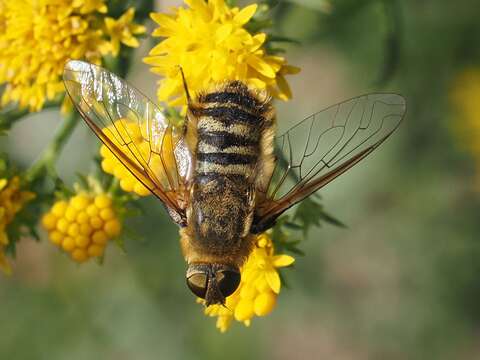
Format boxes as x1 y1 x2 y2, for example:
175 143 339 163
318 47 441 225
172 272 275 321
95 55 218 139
0 108 28 131
108 177 120 194
25 111 80 183
0 101 61 133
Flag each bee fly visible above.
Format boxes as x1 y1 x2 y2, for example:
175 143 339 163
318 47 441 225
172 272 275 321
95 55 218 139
63 60 406 306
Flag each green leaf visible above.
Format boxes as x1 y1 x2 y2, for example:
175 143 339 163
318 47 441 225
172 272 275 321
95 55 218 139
261 0 280 7
319 211 347 228
0 155 7 175
294 197 345 235
278 269 291 289
53 178 74 199
165 107 185 128
122 226 145 243
284 221 303 230
114 235 127 253
265 47 287 54
245 19 273 34
267 34 301 45
96 254 105 266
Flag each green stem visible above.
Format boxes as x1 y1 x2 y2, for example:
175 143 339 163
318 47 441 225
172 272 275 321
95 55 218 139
108 177 120 194
0 107 34 132
135 0 155 24
0 108 28 129
0 101 62 132
25 111 80 182
375 0 402 86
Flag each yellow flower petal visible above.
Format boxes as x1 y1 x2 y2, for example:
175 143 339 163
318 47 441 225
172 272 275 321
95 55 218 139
240 284 257 300
247 77 266 89
275 74 293 100
0 180 7 191
104 17 116 31
234 298 255 322
254 291 277 316
131 24 146 35
121 35 140 48
281 64 301 75
150 13 177 29
265 269 281 294
233 4 258 25
216 23 233 43
216 316 233 333
273 254 295 268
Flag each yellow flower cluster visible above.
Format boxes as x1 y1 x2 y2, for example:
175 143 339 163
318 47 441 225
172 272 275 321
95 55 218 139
0 177 35 274
41 193 122 263
450 68 480 188
104 8 146 57
100 120 176 196
201 233 295 332
144 0 299 107
0 0 145 112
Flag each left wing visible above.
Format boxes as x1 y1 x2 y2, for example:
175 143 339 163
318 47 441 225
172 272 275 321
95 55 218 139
63 60 192 226
252 93 406 233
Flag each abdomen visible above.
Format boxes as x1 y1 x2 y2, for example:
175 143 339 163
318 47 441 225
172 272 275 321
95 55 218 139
188 81 273 257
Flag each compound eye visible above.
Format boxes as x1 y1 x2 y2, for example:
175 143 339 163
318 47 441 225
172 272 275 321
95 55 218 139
217 270 240 297
186 273 207 299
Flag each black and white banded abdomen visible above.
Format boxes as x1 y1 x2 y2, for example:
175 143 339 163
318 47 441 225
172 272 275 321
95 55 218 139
188 81 273 252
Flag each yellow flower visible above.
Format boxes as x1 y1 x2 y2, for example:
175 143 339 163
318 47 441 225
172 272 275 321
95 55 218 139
450 68 480 188
0 1 145 112
99 119 177 196
200 233 295 332
144 0 300 107
42 192 122 263
0 176 35 274
104 8 146 57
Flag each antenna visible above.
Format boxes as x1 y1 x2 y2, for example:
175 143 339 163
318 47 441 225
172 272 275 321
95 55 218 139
179 66 192 104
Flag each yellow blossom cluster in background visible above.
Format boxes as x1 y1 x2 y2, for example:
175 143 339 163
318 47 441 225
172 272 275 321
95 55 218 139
200 233 295 332
0 177 35 274
450 68 480 188
144 0 300 107
0 0 145 112
104 8 146 57
42 193 122 263
100 119 176 196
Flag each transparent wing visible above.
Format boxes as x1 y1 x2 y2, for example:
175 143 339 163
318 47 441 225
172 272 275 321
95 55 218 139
63 60 192 225
253 93 406 232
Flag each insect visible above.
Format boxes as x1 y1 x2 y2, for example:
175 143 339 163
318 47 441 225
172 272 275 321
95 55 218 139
63 60 406 306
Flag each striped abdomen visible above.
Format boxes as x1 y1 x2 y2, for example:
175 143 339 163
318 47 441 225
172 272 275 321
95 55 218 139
187 81 273 260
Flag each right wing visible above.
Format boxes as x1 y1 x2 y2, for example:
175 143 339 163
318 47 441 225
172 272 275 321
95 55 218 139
63 60 192 226
252 93 406 233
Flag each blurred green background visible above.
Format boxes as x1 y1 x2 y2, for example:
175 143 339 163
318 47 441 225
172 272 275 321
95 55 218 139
2 0 480 359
